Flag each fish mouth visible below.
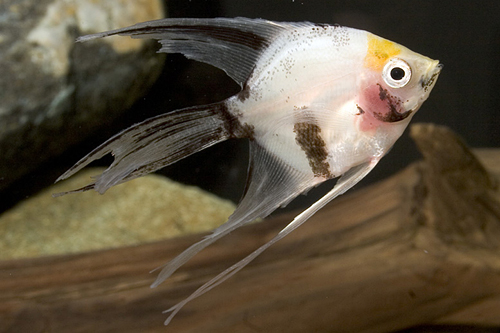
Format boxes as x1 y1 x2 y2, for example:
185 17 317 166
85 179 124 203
372 61 442 123
421 62 442 92
404 63 441 113
408 104 420 114
404 62 442 114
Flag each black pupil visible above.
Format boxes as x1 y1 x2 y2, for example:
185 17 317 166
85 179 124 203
390 67 405 81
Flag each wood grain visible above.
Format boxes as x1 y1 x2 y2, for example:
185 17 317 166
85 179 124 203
1 123 499 333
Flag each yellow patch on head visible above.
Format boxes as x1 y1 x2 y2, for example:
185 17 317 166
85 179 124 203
364 34 401 71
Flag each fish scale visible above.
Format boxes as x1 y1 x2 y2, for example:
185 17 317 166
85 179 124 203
55 17 442 326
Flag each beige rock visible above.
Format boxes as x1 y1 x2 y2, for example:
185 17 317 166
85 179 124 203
0 168 236 260
27 0 164 77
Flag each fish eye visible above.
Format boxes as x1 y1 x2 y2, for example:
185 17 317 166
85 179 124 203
390 67 405 80
382 58 412 88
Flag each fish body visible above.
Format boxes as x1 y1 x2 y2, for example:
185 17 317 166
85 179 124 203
227 24 440 180
57 18 441 325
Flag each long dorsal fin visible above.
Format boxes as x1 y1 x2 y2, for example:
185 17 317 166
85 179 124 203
77 17 301 86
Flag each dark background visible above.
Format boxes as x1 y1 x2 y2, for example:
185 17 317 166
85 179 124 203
3 0 500 212
115 0 500 209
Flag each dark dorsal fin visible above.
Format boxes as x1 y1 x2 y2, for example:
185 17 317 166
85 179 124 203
77 17 299 86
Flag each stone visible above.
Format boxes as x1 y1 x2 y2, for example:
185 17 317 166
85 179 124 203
0 0 165 191
0 168 236 260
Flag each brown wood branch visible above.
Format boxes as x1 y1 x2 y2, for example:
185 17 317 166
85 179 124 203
1 123 500 332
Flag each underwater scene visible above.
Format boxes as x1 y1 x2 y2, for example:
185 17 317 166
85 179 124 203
1 1 499 332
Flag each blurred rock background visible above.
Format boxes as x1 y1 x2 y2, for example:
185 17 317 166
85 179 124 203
0 168 235 259
0 0 165 196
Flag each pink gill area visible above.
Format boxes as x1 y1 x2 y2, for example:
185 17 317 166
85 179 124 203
356 83 388 133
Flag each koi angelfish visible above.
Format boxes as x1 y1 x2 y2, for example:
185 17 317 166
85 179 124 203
56 17 442 325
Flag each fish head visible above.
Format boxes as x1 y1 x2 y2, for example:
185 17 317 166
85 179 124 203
357 34 442 131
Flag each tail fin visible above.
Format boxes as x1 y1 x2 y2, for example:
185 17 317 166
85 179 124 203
55 102 242 195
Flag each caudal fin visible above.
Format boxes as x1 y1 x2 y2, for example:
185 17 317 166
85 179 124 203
55 102 244 195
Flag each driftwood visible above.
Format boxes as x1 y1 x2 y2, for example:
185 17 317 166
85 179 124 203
1 123 500 332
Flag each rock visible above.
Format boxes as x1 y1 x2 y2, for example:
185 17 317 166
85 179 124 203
0 168 236 260
0 0 165 191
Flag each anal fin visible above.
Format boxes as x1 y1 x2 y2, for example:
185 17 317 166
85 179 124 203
150 141 319 288
159 158 380 325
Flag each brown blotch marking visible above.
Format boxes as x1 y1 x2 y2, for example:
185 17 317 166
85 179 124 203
216 103 255 140
378 86 388 101
373 84 412 122
421 71 440 92
314 23 329 29
293 122 331 178
356 105 365 115
237 82 251 102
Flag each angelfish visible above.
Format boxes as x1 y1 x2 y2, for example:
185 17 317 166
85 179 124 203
56 17 442 324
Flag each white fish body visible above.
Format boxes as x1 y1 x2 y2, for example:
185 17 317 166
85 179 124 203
56 18 442 325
